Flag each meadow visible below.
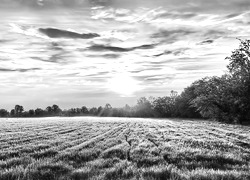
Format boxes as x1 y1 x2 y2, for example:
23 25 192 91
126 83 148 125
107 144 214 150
0 117 249 180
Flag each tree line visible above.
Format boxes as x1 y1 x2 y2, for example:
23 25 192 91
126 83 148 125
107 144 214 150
0 39 249 124
0 93 200 119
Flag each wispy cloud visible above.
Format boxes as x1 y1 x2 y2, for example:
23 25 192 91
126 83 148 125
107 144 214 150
38 28 100 39
0 68 41 72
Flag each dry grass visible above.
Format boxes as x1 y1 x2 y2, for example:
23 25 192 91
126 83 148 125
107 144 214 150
0 117 249 180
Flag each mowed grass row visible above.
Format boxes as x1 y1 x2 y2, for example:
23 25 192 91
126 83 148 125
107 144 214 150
0 117 249 180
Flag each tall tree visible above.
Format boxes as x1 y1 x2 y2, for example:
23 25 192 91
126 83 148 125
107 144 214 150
226 39 250 123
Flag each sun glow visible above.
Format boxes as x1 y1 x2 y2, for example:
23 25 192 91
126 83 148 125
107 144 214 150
107 73 141 97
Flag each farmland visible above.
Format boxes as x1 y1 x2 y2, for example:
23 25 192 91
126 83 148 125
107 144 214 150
0 117 249 180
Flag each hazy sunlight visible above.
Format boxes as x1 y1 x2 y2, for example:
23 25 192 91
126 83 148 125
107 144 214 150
107 73 141 97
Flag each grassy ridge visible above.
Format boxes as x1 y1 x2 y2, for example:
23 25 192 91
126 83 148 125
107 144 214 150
0 117 249 180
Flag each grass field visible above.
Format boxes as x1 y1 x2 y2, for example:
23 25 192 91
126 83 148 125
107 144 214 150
0 117 249 180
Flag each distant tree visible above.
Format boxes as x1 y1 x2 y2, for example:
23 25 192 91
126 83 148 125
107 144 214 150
10 109 15 117
51 104 62 115
46 106 52 113
35 108 45 117
81 106 89 114
124 104 130 111
0 109 9 117
105 103 112 109
52 104 59 112
89 107 98 115
14 105 24 117
75 108 81 114
123 104 134 117
174 86 201 118
69 108 75 115
28 109 35 116
170 90 178 100
135 97 154 117
152 96 175 117
100 104 112 116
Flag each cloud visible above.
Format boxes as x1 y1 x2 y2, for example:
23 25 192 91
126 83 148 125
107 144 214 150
50 42 64 51
151 29 196 42
0 68 15 72
88 44 132 52
152 29 196 38
89 0 113 6
87 44 156 52
176 65 210 71
198 40 214 45
38 28 100 39
154 11 197 20
203 30 227 39
225 13 242 19
0 39 13 43
0 68 41 72
31 50 70 64
87 54 121 59
153 48 189 57
0 0 92 9
84 71 110 77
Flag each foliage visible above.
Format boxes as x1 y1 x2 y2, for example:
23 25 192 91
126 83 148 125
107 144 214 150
174 86 201 118
189 39 250 123
189 76 234 121
226 39 250 123
135 97 154 117
152 96 175 117
14 105 24 117
0 109 9 117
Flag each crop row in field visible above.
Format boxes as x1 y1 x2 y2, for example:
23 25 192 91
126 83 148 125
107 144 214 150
0 117 249 180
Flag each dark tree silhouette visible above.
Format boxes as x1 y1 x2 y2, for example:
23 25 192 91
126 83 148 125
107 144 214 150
46 106 53 114
81 106 89 114
152 96 175 117
135 97 154 117
225 39 250 123
51 104 62 115
14 105 24 117
89 107 98 115
35 108 45 116
28 109 35 116
0 109 9 117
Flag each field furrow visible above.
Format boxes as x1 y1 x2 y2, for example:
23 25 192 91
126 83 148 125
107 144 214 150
0 117 249 180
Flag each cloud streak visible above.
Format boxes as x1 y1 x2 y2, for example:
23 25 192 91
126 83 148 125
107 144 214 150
0 68 41 72
87 44 156 52
38 28 100 39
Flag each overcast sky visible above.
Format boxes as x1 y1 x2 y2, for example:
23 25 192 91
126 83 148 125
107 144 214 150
0 0 250 110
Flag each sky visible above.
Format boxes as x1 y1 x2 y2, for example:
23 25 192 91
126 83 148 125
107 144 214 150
0 0 250 110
